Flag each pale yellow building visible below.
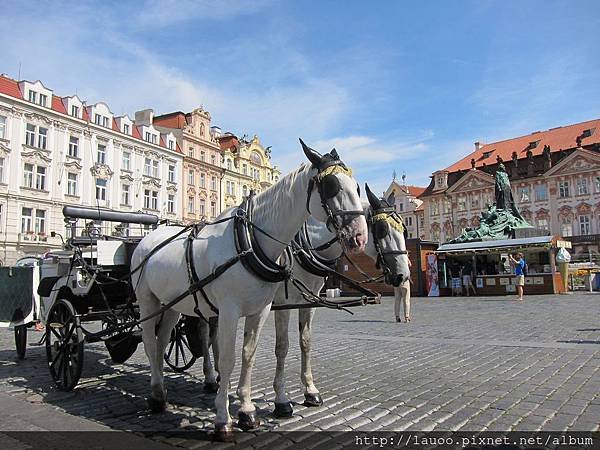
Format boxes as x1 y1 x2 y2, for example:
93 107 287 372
218 134 281 210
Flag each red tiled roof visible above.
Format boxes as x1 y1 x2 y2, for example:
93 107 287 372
0 74 183 154
218 134 239 151
445 119 600 172
51 95 67 114
0 75 23 98
402 185 426 197
153 111 188 129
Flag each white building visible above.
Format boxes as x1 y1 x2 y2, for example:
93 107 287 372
382 176 426 239
0 75 184 265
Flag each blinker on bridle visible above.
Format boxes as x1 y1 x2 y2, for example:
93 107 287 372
369 205 408 283
305 161 365 233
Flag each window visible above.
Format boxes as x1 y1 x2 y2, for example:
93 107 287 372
95 179 107 201
211 176 217 191
576 178 589 195
458 197 466 211
67 173 78 196
537 218 549 230
406 217 413 226
25 124 36 146
595 176 600 193
242 185 248 197
97 144 106 164
71 105 79 117
398 202 404 212
38 127 47 149
94 114 102 125
28 91 37 103
200 173 206 188
145 132 157 143
187 196 195 213
35 210 46 233
168 140 174 150
211 201 216 218
430 201 439 216
103 117 109 128
0 115 6 139
558 181 570 198
579 215 591 235
168 165 175 182
188 170 195 185
518 187 530 203
534 184 548 202
226 181 231 194
231 182 235 196
200 123 205 136
471 195 480 209
122 151 130 170
0 157 4 183
21 207 33 233
68 136 79 158
227 159 232 171
152 160 159 178
121 184 130 205
199 151 205 162
210 154 216 165
23 163 34 188
123 124 130 135
144 189 158 210
199 199 205 216
242 164 247 175
443 199 451 214
39 94 47 107
188 147 194 158
561 217 572 237
144 158 151 176
167 194 175 214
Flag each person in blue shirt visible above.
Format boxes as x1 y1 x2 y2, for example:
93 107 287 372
509 253 526 301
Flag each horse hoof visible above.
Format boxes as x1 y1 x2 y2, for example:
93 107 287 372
146 396 167 413
214 423 235 442
203 381 219 394
273 402 294 418
237 411 260 431
304 392 323 407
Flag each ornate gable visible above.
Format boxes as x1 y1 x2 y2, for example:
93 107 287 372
22 149 52 165
545 148 600 177
446 170 494 194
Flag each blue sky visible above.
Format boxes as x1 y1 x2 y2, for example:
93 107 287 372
1 0 599 195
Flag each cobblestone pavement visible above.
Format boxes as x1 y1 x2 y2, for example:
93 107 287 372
0 293 599 447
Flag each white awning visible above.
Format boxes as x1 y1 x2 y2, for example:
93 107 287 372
436 235 554 253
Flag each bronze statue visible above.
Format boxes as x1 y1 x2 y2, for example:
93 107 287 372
447 164 532 243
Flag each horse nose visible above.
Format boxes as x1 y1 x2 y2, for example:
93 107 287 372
354 233 367 250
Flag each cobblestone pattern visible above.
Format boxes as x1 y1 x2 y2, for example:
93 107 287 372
0 294 598 446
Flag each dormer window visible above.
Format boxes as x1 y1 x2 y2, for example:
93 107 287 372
582 128 594 138
39 94 47 107
28 91 37 103
71 105 79 117
528 140 540 149
436 175 444 187
103 117 109 128
94 114 102 125
168 140 174 150
123 124 130 135
482 150 494 159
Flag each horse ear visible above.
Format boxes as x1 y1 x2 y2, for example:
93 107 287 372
330 148 340 160
300 138 323 168
365 183 382 210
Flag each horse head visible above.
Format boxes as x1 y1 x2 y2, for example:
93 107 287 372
365 183 411 287
300 139 367 253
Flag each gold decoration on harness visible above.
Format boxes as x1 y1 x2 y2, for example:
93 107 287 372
316 164 353 180
372 213 405 234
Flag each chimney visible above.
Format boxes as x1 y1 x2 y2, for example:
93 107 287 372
135 109 154 126
474 141 483 151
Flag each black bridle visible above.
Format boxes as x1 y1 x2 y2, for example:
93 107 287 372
305 161 365 235
368 205 409 285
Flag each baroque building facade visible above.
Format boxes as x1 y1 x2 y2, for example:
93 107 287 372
153 108 223 222
0 75 184 265
418 119 600 257
218 134 281 211
382 176 426 239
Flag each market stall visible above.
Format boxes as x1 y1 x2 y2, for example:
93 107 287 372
433 236 572 296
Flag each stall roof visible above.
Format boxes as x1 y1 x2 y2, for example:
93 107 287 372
437 236 555 253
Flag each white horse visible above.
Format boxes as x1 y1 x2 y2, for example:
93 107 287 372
271 184 411 417
131 141 367 440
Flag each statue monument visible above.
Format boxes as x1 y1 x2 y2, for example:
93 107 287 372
447 164 532 243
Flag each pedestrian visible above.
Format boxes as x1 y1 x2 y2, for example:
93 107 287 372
395 259 412 323
450 263 462 296
509 252 526 301
461 261 476 296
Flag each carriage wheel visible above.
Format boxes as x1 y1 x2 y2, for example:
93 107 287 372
45 299 84 391
164 318 197 372
15 324 27 360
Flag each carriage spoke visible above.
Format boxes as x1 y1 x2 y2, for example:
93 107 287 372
166 340 175 359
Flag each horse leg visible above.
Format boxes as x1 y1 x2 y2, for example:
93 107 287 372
236 307 270 431
209 316 219 374
200 318 218 393
214 309 238 441
139 292 168 413
299 307 322 407
155 308 180 388
273 309 293 418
